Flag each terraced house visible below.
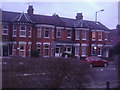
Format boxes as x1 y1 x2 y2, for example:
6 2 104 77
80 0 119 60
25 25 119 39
1 5 112 58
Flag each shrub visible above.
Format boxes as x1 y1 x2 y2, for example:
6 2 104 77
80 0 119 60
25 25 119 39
62 53 73 58
31 50 40 57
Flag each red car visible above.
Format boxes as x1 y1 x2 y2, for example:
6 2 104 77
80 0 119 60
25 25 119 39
84 56 108 67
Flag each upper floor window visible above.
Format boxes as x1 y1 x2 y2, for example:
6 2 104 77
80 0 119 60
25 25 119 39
105 33 109 41
75 30 80 40
98 32 102 41
92 32 96 41
67 30 71 38
56 29 61 38
37 26 41 38
28 26 32 37
2 24 8 35
44 27 50 38
13 25 17 37
52 29 54 39
82 31 86 40
20 24 26 37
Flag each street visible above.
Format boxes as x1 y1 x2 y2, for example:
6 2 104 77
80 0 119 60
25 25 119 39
86 61 118 88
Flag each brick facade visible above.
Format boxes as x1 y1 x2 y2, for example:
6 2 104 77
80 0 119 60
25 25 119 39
1 5 112 58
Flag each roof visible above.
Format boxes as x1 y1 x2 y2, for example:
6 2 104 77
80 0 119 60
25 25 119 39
2 10 110 31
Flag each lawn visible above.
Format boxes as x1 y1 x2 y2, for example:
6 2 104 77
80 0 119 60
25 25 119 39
2 56 93 88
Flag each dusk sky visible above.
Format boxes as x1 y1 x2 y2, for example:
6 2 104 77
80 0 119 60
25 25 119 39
1 1 119 29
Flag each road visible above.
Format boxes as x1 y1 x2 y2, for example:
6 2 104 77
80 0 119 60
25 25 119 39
86 61 118 88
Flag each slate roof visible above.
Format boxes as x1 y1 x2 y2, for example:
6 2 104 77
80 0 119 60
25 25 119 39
2 10 110 31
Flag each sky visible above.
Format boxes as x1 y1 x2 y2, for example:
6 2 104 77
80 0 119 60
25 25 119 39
1 1 119 29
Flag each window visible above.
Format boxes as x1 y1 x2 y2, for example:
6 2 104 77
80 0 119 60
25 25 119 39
28 44 31 56
19 43 26 57
67 30 71 38
91 46 96 55
75 30 80 40
44 45 49 56
12 43 17 55
52 29 54 39
29 26 32 37
56 48 60 53
82 31 86 40
105 33 109 40
98 47 102 56
82 46 86 56
44 27 50 38
75 46 79 56
98 32 102 41
92 32 96 40
2 25 8 35
37 44 41 55
20 24 26 37
37 26 41 38
56 29 61 38
13 25 17 37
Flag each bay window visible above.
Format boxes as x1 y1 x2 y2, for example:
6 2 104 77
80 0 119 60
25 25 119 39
37 26 41 38
13 25 17 37
20 24 26 37
56 28 61 38
2 24 8 35
44 27 50 38
75 30 80 40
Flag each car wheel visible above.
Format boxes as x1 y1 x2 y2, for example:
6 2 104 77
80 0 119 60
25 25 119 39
104 63 107 67
90 64 93 68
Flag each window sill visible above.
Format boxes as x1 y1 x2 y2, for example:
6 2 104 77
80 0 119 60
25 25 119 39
82 39 86 40
20 36 26 37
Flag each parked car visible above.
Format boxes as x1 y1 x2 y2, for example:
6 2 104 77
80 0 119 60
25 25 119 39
84 56 108 67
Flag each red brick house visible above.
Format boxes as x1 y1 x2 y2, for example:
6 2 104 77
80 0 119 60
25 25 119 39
1 5 112 58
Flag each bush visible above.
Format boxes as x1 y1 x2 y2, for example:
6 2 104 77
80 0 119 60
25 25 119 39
62 53 73 58
31 50 40 57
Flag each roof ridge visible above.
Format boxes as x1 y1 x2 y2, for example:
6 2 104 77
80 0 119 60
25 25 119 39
17 13 24 21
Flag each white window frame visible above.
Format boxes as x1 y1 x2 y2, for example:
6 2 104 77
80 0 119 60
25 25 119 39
82 31 86 40
28 42 32 56
2 24 8 35
37 26 41 38
98 47 102 56
75 46 79 56
75 30 80 40
19 42 26 57
44 27 50 38
12 42 17 55
28 26 32 38
44 44 50 57
67 30 71 38
36 43 41 55
81 46 86 57
13 25 17 37
105 33 109 41
52 29 54 39
20 24 26 37
98 32 102 41
56 28 61 38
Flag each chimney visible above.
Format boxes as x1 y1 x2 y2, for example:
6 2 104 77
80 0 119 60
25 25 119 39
76 13 83 20
27 5 34 15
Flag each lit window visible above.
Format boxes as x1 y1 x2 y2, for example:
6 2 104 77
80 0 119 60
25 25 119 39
20 24 26 37
56 29 61 38
2 25 8 35
44 27 50 38
92 32 96 40
44 45 49 56
75 30 80 40
13 25 17 37
29 26 32 37
82 31 86 40
91 46 96 55
98 32 102 41
37 26 41 38
67 30 71 38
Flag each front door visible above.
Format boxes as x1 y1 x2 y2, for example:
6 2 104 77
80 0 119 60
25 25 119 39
3 45 9 56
